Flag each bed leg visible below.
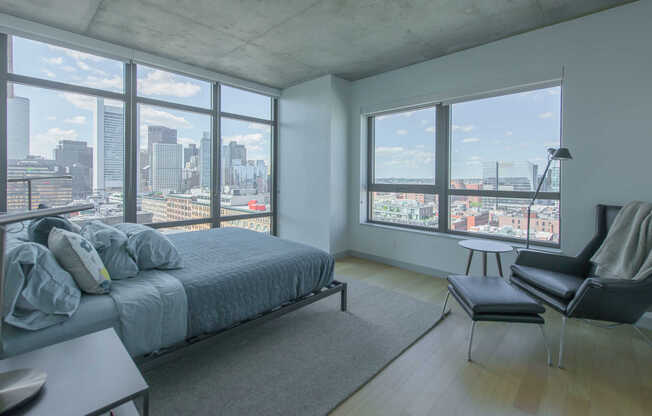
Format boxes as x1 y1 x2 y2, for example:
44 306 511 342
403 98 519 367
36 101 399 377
340 282 348 312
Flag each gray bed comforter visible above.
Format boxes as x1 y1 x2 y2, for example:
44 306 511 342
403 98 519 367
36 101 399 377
167 228 335 338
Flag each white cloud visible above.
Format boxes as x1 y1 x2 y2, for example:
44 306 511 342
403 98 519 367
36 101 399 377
139 70 201 98
49 45 103 62
140 106 192 129
383 148 433 169
506 131 513 136
83 75 123 91
396 129 408 135
452 124 474 132
77 60 91 71
60 92 96 111
247 123 271 131
178 137 197 146
420 120 428 126
222 133 264 147
32 128 79 157
43 56 63 65
425 126 435 133
47 116 56 121
62 65 76 72
469 156 481 160
462 137 480 143
538 112 553 119
375 146 404 154
41 69 56 78
64 116 86 125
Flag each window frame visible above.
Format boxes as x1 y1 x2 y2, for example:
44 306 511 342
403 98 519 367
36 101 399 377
366 83 562 248
1 33 278 235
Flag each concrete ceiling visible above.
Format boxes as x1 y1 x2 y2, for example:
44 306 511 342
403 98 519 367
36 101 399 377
0 0 634 89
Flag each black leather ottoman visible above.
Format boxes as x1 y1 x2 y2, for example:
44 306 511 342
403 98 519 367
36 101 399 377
441 275 551 364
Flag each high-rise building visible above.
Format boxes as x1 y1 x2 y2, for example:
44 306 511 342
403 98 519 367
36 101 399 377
147 125 177 187
221 141 246 187
184 143 198 166
54 140 93 199
482 161 537 192
200 132 211 189
7 96 29 160
151 143 182 193
94 99 124 192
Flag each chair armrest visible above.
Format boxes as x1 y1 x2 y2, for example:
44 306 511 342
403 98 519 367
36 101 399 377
567 276 652 323
514 249 589 276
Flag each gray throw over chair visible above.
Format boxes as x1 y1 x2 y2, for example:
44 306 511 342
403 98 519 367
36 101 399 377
510 204 652 368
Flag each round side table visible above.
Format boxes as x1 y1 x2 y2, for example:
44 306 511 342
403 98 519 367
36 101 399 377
459 239 513 276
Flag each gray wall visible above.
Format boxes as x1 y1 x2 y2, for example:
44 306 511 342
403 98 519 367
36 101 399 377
278 75 349 253
346 0 652 278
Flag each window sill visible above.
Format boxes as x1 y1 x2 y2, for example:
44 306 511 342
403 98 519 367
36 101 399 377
359 221 562 253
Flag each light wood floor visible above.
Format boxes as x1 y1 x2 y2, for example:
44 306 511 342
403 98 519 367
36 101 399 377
330 256 652 416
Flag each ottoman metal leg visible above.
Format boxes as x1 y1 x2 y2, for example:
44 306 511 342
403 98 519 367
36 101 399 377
538 324 552 366
467 321 476 361
558 316 567 368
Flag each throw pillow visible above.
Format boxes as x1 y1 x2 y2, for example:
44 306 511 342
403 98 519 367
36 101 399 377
80 221 139 279
114 223 183 270
48 227 111 294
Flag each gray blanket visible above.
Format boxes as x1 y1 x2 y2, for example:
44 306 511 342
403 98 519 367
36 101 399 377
591 201 652 280
168 228 335 337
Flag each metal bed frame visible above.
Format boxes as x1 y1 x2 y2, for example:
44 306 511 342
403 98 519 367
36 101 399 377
0 204 348 367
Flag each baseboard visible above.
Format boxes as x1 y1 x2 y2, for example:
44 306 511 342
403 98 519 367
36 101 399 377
332 250 352 260
344 250 449 279
638 313 652 330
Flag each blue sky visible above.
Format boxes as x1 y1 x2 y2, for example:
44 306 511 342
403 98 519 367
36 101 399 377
10 36 271 165
374 86 561 180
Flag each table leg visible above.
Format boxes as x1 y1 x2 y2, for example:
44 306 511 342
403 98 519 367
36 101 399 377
142 390 150 416
465 250 474 275
482 252 487 276
496 253 503 277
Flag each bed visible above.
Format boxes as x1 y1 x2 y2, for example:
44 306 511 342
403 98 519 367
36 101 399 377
1 222 345 360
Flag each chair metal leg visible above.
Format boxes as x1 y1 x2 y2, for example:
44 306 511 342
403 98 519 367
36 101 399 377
538 324 552 366
558 316 567 368
467 321 476 361
482 252 487 276
434 291 451 327
633 325 652 348
496 253 503 277
465 250 473 275
340 282 348 311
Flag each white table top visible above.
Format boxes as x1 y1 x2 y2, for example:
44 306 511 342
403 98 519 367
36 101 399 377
0 328 147 416
459 238 513 253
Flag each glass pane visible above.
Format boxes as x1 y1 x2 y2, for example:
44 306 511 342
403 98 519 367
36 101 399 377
137 104 211 223
220 216 271 234
449 196 560 244
450 86 561 192
370 192 438 228
156 223 211 235
220 118 271 214
9 35 124 93
373 107 436 185
221 85 271 120
137 65 211 109
7 83 125 222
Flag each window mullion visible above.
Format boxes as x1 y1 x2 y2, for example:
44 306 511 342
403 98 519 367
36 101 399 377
124 62 138 223
436 104 450 234
0 34 7 214
211 82 220 228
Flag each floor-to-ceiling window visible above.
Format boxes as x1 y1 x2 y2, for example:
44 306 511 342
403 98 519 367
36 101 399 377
1 33 278 234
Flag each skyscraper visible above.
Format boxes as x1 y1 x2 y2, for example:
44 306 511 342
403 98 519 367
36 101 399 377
221 141 246 187
54 140 93 199
151 143 182 193
200 132 211 189
184 143 198 166
94 98 124 193
7 97 29 161
147 125 177 187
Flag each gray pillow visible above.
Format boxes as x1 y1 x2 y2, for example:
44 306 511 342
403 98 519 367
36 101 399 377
48 227 111 294
114 223 183 270
80 221 139 280
3 240 81 330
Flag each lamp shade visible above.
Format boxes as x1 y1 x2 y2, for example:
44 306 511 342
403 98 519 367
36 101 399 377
551 147 572 160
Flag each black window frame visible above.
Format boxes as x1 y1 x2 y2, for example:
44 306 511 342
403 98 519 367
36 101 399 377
366 83 562 248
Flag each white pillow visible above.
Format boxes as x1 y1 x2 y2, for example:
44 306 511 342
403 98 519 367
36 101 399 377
48 227 111 294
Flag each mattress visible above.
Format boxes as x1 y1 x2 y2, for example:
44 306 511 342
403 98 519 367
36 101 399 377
167 228 335 337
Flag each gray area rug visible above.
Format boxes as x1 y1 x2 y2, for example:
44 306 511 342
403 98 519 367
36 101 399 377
143 278 440 416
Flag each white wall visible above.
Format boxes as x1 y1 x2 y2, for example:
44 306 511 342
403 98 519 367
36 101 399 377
346 0 652 278
278 75 349 253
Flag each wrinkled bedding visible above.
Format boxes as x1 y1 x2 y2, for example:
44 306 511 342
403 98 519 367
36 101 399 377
167 228 335 337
